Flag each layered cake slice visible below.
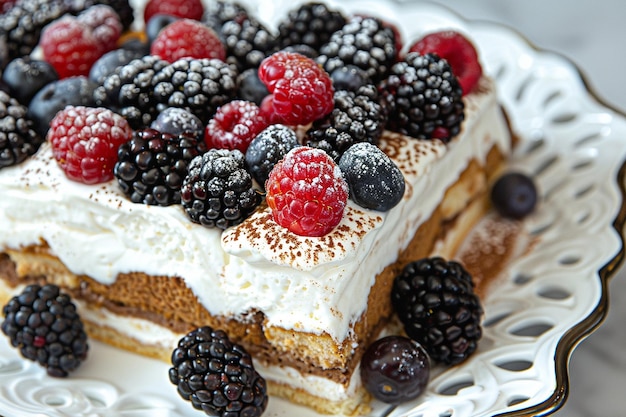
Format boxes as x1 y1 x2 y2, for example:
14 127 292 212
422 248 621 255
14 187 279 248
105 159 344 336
0 1 513 415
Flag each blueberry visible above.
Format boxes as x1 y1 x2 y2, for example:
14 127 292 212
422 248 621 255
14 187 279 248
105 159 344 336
236 68 270 106
330 65 372 92
360 336 430 404
150 107 204 137
338 142 405 211
2 57 58 105
490 172 538 219
89 48 144 85
281 44 318 59
245 124 299 186
146 14 179 45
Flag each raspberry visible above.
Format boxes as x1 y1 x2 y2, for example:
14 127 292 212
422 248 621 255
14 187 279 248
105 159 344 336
408 31 482 95
39 15 103 79
258 51 334 126
265 146 348 237
150 19 225 63
47 106 133 184
204 100 269 153
76 4 122 53
144 0 204 23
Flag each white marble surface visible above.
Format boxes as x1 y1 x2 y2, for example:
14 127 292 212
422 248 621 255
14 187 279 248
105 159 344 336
426 1 626 416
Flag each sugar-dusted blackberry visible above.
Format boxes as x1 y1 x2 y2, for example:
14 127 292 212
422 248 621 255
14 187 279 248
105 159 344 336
64 0 134 30
219 17 278 71
245 124 299 187
317 16 397 84
2 57 58 105
236 68 269 105
202 0 249 32
150 107 204 137
93 55 168 130
169 326 268 417
152 57 239 124
114 128 206 206
1 284 88 377
305 84 386 161
0 90 43 168
181 148 261 229
380 52 464 142
392 257 483 365
0 0 69 64
277 2 346 53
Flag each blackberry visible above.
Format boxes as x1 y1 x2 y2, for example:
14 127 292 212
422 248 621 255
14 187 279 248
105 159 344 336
114 128 206 206
202 0 249 32
380 53 465 142
1 284 88 377
391 257 483 365
305 84 386 160
0 90 43 168
2 57 58 105
93 55 168 130
317 16 397 84
152 57 239 124
181 149 261 229
277 2 346 53
245 124 299 187
169 326 268 417
219 17 278 71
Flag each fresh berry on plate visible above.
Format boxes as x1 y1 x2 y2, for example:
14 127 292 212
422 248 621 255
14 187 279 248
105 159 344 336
265 146 348 237
490 171 538 219
0 90 43 168
258 51 334 126
169 326 267 417
1 284 88 377
338 142 405 211
392 257 483 365
360 335 430 404
150 18 226 63
204 100 269 153
245 124 300 187
47 105 133 184
144 0 204 23
408 30 482 95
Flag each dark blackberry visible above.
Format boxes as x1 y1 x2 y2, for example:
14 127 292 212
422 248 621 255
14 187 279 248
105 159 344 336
93 55 168 130
0 0 69 64
64 0 134 30
0 90 43 168
236 68 269 105
169 326 268 417
202 0 249 32
2 57 58 105
305 84 386 160
317 16 397 84
152 57 239 124
391 257 482 365
277 2 346 53
380 52 465 142
245 124 299 187
150 107 204 137
1 284 88 377
181 148 261 229
114 128 206 206
219 17 278 71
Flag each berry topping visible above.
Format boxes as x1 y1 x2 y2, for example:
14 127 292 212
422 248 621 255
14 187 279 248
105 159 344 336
0 90 43 168
47 106 133 184
277 2 346 53
360 336 430 404
265 146 348 237
76 4 123 53
338 142 405 211
114 128 206 206
150 19 226 63
1 284 89 377
204 100 269 153
150 107 204 137
181 148 261 229
380 52 465 142
392 257 483 365
245 124 299 187
490 172 538 219
408 30 482 95
258 51 334 126
144 0 204 23
2 57 58 105
169 326 268 417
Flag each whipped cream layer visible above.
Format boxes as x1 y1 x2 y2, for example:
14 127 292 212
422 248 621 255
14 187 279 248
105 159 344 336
0 77 510 341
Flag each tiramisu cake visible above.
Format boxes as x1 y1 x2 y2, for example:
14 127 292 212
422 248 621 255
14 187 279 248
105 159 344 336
0 0 515 415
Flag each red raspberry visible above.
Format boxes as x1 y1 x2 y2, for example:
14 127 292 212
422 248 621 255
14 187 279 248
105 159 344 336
204 100 269 153
258 51 334 126
48 106 133 184
144 0 204 23
76 5 122 52
40 16 103 79
408 31 482 95
150 19 225 63
265 146 348 237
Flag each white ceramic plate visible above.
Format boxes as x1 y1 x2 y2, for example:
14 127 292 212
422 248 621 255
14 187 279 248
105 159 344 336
2 1 626 416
